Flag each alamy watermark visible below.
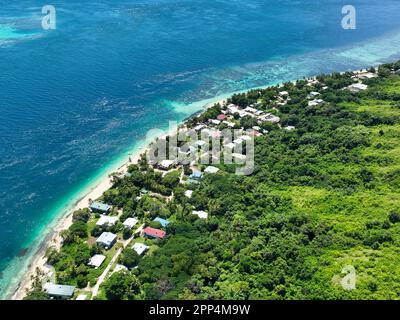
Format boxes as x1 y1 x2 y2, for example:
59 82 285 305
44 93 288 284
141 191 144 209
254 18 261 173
342 5 356 30
41 5 56 30
341 265 356 290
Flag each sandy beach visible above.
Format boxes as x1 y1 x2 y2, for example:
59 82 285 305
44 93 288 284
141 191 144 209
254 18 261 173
10 143 147 300
10 97 226 300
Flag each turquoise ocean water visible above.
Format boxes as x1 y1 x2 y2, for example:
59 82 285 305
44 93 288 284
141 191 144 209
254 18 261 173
1 0 400 298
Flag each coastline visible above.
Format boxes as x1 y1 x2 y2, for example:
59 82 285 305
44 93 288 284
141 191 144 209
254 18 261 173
10 97 226 300
6 59 395 300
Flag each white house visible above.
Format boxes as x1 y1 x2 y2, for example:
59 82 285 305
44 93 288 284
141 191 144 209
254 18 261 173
224 142 236 150
222 121 236 128
204 166 219 174
233 138 243 145
308 99 324 107
96 232 117 249
192 210 208 219
259 114 280 123
123 217 138 229
209 119 221 125
232 153 247 162
159 159 175 170
239 135 252 142
284 126 296 131
184 190 193 198
346 83 368 93
96 215 118 227
132 242 149 256
113 264 128 273
88 254 106 269
244 106 258 114
195 140 207 148
308 91 320 99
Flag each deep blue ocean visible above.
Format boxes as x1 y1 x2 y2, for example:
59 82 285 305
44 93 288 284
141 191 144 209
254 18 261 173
1 0 400 298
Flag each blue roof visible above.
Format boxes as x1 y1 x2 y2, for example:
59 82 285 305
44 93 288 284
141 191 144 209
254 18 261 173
153 217 170 227
90 201 112 212
189 171 203 179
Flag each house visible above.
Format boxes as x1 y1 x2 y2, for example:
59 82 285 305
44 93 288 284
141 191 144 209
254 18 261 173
189 171 203 180
96 215 118 227
227 105 240 114
194 124 205 131
307 91 320 99
143 226 166 239
89 201 112 214
354 72 377 80
88 254 106 269
123 217 138 229
244 106 258 114
224 142 235 151
239 135 252 142
184 190 193 198
204 166 219 174
284 126 296 131
258 114 280 123
195 140 207 148
232 153 247 162
279 91 289 97
76 294 87 300
222 121 236 128
346 83 368 93
132 242 149 255
308 99 324 107
192 210 208 219
44 283 75 300
238 110 251 118
209 119 221 125
96 232 117 249
113 264 128 273
217 114 226 121
159 159 175 170
153 217 170 228
307 79 319 86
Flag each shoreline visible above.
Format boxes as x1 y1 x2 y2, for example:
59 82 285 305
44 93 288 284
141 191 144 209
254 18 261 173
10 143 148 300
10 97 226 300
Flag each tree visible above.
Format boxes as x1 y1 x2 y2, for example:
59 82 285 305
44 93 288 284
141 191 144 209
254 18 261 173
122 227 133 240
120 248 140 269
72 208 91 223
68 221 88 239
149 220 162 229
103 271 140 300
24 290 49 300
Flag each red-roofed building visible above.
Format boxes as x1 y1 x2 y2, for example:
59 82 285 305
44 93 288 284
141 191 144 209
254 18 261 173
217 114 226 121
143 227 166 239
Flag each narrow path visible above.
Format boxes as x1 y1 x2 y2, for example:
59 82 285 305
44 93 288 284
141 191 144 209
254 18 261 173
91 247 122 299
90 223 145 299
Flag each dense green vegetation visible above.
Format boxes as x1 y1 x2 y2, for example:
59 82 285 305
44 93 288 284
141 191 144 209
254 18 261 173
130 63 400 300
